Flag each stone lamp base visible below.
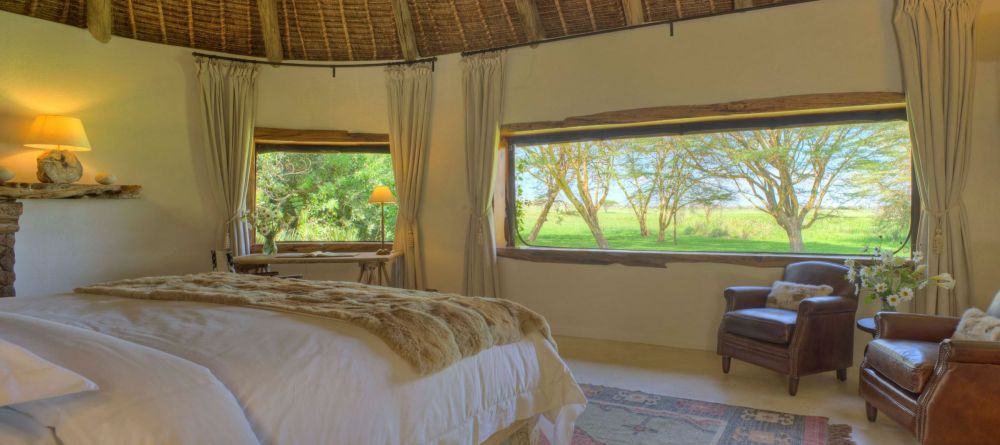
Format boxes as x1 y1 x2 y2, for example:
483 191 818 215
36 149 83 184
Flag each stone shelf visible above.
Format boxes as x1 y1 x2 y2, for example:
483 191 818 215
0 182 141 200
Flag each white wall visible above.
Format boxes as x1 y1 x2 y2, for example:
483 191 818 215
1 0 998 356
0 14 221 296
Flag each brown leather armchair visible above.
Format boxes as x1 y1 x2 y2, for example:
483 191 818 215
717 261 858 396
860 311 1000 445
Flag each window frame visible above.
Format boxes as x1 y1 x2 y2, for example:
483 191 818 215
248 127 394 252
500 106 920 267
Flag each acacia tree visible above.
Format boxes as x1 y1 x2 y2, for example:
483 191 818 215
687 123 908 252
535 142 615 249
651 138 730 243
613 139 657 237
516 146 568 242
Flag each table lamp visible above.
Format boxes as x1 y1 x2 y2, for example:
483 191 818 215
24 115 91 184
368 185 396 255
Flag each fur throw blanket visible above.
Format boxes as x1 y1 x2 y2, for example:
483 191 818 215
76 272 552 375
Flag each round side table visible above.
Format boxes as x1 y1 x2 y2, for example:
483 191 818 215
856 317 877 338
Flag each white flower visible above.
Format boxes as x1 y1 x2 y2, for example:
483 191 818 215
886 294 901 307
874 282 888 293
914 264 927 275
845 259 856 270
932 273 956 290
846 269 857 282
880 250 895 265
899 287 914 301
912 251 924 263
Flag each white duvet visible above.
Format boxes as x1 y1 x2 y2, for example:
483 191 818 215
0 293 585 445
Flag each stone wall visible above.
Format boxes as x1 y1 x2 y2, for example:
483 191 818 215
0 202 22 297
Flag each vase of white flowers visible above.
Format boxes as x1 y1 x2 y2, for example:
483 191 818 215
845 248 955 312
244 206 286 256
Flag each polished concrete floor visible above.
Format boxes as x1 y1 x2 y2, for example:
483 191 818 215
555 336 916 445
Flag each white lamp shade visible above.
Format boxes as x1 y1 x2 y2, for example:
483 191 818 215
24 116 92 152
368 185 396 204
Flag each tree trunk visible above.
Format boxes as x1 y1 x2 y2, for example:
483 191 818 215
582 211 610 249
657 205 668 243
527 189 558 242
783 222 805 252
637 209 649 237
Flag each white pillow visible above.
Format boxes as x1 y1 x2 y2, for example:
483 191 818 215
952 308 1000 342
766 281 834 311
0 338 97 407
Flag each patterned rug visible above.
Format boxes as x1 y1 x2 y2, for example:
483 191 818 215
541 384 856 445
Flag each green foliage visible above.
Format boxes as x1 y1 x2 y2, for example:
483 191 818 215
255 151 397 242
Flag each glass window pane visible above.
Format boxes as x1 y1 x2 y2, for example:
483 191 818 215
254 151 396 242
513 120 912 255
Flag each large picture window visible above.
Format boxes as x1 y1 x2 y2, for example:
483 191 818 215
508 110 914 256
251 129 396 245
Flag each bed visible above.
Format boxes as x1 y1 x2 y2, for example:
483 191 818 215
0 278 586 445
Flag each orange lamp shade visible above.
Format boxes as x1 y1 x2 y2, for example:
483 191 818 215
24 115 92 152
368 185 396 204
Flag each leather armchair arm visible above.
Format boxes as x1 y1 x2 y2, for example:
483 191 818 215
723 286 771 311
918 339 1000 444
875 312 960 342
797 296 857 317
939 339 1000 365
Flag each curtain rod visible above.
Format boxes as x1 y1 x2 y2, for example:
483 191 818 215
191 52 437 75
461 0 822 57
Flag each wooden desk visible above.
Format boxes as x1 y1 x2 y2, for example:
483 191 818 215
233 251 401 286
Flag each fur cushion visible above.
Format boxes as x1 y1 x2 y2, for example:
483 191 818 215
766 281 834 311
952 308 1000 342
76 273 552 375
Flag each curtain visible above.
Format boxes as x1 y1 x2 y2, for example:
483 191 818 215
894 0 981 315
385 63 434 290
462 51 506 298
195 57 260 256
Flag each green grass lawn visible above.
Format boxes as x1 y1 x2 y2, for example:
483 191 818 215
518 206 906 255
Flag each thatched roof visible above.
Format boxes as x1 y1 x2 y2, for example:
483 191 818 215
2 0 797 61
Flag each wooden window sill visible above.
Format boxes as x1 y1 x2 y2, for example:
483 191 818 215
250 242 392 254
496 246 869 269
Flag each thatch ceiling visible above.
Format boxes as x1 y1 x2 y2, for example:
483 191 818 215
2 0 795 61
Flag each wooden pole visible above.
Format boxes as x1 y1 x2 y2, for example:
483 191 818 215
390 0 419 61
257 0 284 63
87 0 114 43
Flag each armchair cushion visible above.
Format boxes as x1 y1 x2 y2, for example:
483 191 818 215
866 339 939 393
952 308 1000 342
765 281 833 310
721 308 797 344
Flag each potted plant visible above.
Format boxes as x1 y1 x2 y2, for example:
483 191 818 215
845 248 955 312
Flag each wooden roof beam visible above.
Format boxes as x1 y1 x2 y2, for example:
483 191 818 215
734 0 754 9
390 0 419 61
257 0 284 63
622 0 644 26
515 0 545 43
87 0 113 43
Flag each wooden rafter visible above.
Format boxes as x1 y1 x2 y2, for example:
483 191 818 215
87 0 113 43
389 0 419 60
515 0 545 42
622 0 644 26
258 0 284 63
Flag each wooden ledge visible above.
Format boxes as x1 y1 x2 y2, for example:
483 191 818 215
497 247 864 269
0 182 141 200
250 241 391 254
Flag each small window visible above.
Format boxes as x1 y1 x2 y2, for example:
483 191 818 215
253 139 396 244
508 110 914 256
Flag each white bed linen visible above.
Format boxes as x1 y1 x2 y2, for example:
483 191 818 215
0 311 261 445
0 293 586 445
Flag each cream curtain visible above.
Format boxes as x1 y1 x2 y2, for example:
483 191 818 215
385 63 434 290
195 57 260 256
894 0 981 315
462 51 506 298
